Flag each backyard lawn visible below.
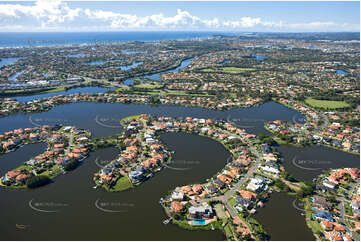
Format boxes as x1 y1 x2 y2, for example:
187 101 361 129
106 176 133 192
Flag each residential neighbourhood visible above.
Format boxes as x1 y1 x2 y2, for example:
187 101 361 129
0 18 359 241
0 125 91 188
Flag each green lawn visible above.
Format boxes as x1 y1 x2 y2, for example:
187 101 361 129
114 87 130 92
201 67 256 74
227 197 237 207
106 176 133 192
14 165 32 171
133 84 163 89
221 67 256 73
3 86 65 95
120 115 142 123
214 203 228 220
165 91 214 97
307 220 323 234
224 223 234 239
305 98 350 109
133 91 160 96
39 165 63 179
228 93 238 99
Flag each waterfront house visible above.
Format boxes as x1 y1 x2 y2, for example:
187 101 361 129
192 185 204 194
15 174 30 183
171 201 183 213
316 184 336 193
246 178 265 192
235 196 252 210
188 204 214 220
205 184 218 194
323 230 343 241
129 170 144 183
4 169 22 181
311 195 332 210
171 191 184 201
323 180 338 189
261 161 280 174
214 179 226 188
239 190 257 201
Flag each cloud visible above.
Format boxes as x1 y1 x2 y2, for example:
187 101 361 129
289 21 360 31
0 0 358 32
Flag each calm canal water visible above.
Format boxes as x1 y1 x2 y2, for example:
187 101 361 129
0 101 304 138
0 143 46 175
125 57 193 84
13 86 113 102
277 144 360 182
0 134 228 240
0 100 357 240
254 192 315 241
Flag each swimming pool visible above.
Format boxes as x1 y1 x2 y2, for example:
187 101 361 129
192 220 206 225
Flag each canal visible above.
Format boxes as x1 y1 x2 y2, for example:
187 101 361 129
13 86 113 103
0 99 358 240
0 135 228 240
277 144 360 182
0 101 304 138
254 192 315 241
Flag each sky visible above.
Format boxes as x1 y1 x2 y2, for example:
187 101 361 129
0 0 359 32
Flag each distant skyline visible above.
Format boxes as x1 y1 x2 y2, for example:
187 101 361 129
0 0 359 32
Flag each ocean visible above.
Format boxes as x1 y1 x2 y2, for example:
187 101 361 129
0 31 231 48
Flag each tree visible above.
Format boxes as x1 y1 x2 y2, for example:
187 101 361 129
274 178 289 192
26 175 51 188
258 132 267 141
298 182 315 197
64 158 80 171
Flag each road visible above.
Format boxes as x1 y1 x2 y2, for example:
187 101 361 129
66 131 74 153
197 132 263 239
81 76 129 89
338 182 360 241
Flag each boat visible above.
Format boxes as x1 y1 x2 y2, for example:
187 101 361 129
16 224 27 229
163 218 172 225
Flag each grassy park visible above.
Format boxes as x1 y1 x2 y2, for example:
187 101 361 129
305 98 350 109
201 67 256 74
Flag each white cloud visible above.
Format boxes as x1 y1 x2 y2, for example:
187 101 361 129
289 21 359 31
0 0 358 32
